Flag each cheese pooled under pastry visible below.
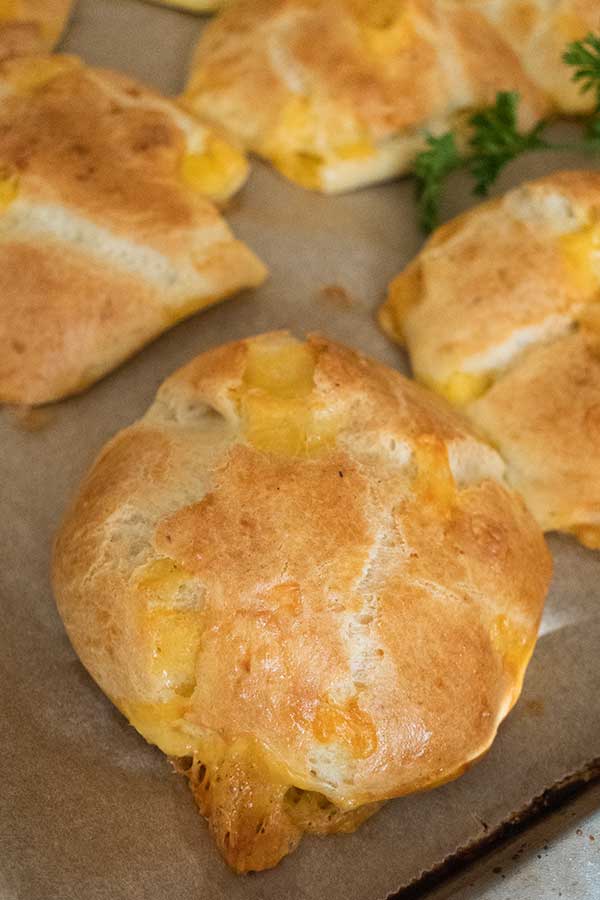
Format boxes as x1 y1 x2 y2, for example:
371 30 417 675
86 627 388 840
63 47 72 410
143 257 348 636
0 54 265 405
53 332 551 872
184 0 600 193
381 170 600 549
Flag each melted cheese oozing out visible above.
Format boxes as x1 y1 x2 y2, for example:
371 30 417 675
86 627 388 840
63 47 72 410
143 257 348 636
312 698 377 760
239 336 339 456
431 371 493 407
560 223 600 298
264 97 375 191
412 435 456 515
264 98 323 189
490 614 534 680
122 697 198 757
272 150 323 191
386 264 422 343
570 524 600 550
180 136 247 204
136 558 204 694
0 171 18 211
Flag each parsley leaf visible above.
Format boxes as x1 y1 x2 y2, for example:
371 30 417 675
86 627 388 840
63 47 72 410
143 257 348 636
467 92 549 195
413 132 462 233
411 33 600 233
563 33 600 108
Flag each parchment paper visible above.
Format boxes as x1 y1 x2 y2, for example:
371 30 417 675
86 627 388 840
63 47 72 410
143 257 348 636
2 2 600 898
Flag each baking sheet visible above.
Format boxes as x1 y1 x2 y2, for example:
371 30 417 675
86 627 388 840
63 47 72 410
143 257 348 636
2 1 600 898
425 780 600 899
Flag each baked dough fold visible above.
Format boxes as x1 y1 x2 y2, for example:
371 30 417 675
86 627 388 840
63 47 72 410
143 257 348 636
0 55 265 405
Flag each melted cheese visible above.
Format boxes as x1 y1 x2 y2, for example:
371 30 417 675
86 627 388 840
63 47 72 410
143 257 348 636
262 98 324 188
0 170 18 211
312 698 377 760
412 435 456 515
432 371 493 407
180 135 247 204
335 139 375 161
285 785 378 833
244 335 315 397
490 613 534 678
262 96 375 191
560 223 600 298
239 336 339 456
136 558 204 696
385 264 422 344
271 151 323 190
122 697 199 757
570 524 600 550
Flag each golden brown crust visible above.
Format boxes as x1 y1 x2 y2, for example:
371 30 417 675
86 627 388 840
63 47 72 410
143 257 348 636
469 330 600 542
184 0 599 191
0 241 162 403
381 169 600 544
0 55 265 405
53 333 551 871
0 1 72 61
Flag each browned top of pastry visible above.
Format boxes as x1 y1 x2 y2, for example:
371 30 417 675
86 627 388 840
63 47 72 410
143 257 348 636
53 333 551 871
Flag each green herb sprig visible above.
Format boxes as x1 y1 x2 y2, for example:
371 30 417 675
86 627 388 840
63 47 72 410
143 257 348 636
414 33 600 233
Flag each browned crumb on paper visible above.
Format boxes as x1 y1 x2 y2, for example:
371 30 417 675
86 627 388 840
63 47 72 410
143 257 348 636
319 284 354 308
524 698 545 718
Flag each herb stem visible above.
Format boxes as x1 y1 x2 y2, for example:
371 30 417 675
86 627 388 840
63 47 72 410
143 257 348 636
412 32 600 233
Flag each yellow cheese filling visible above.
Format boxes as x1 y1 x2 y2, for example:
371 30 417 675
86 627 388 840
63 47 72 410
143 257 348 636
121 697 197 757
570 523 600 550
312 698 377 760
238 336 339 456
429 371 493 407
135 558 204 697
412 435 456 515
560 222 600 298
383 264 422 344
0 169 18 210
180 135 247 204
263 96 375 191
490 613 534 680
